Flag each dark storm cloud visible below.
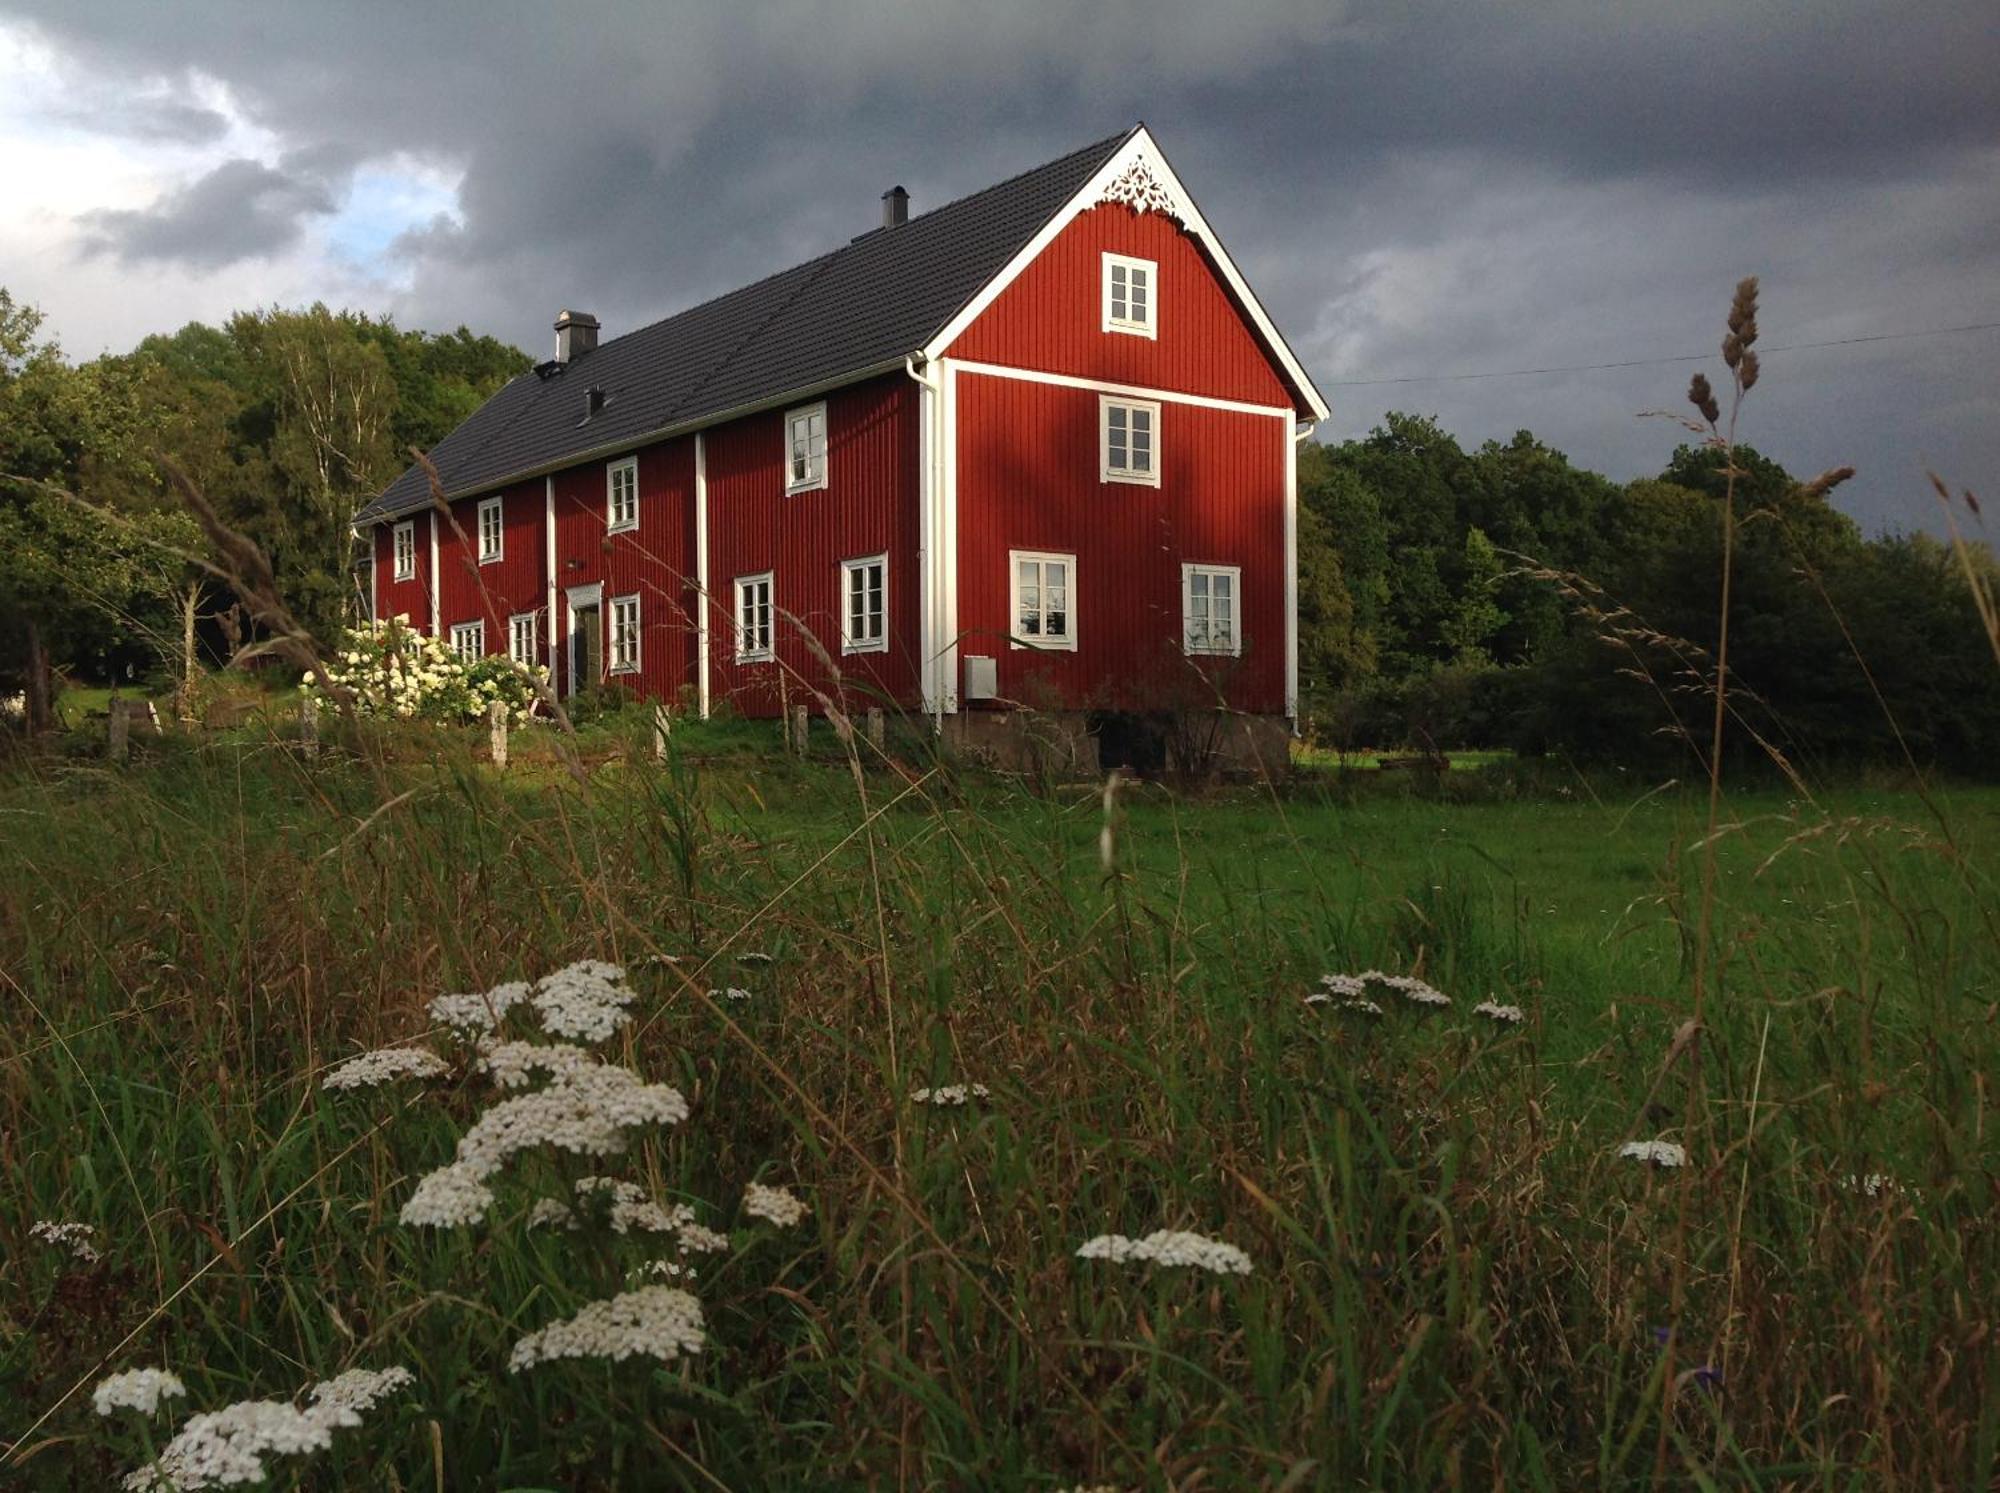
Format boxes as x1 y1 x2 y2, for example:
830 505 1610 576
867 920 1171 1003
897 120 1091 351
9 0 1998 530
78 152 347 268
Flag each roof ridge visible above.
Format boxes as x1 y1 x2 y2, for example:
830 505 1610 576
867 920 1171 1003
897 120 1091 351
574 126 1137 363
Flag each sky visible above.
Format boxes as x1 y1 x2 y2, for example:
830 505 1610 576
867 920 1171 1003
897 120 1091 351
1 1 1994 535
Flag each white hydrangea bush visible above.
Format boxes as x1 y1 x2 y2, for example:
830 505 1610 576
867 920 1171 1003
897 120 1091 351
301 615 546 724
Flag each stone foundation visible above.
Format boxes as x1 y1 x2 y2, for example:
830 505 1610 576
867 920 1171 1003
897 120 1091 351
941 707 1292 781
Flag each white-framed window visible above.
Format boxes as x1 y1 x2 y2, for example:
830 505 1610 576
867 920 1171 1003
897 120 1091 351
1010 550 1076 651
1100 396 1160 486
609 594 640 674
509 611 540 668
735 572 774 662
1182 563 1242 657
1102 253 1156 338
449 620 484 662
606 456 638 533
393 519 416 581
840 553 887 654
477 497 504 563
785 402 827 494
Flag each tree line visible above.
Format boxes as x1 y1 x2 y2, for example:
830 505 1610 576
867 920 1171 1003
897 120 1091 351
4 286 1995 771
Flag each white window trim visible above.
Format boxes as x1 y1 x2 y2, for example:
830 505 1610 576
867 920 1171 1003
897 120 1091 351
1182 562 1243 658
784 401 828 495
609 593 641 675
392 519 416 581
606 456 639 534
508 610 540 669
1101 252 1157 339
1008 549 1077 652
734 572 775 663
477 496 505 564
840 552 889 655
449 620 485 662
1099 394 1161 488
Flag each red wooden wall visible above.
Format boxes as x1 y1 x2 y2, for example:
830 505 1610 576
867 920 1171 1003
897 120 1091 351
435 478 547 648
944 203 1295 410
952 371 1286 714
705 373 921 716
372 513 434 629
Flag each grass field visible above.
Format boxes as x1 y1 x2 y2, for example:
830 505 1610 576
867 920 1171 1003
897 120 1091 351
1 718 1995 1489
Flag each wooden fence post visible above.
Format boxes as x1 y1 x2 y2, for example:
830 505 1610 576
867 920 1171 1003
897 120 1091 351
300 695 319 760
790 704 808 757
866 708 885 750
653 703 671 761
489 700 508 770
107 700 129 763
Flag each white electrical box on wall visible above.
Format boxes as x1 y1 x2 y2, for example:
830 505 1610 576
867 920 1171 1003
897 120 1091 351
963 655 997 701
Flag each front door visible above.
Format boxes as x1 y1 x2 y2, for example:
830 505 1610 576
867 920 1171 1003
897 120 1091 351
567 589 602 697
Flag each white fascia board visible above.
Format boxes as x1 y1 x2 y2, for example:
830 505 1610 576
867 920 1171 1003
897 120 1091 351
921 126 1330 425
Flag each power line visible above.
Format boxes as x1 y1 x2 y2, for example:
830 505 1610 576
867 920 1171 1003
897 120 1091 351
1321 318 2000 388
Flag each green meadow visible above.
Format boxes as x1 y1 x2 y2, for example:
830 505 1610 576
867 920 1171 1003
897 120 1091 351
1 722 1995 1489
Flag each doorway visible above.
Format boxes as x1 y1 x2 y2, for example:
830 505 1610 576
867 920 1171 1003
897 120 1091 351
566 584 603 697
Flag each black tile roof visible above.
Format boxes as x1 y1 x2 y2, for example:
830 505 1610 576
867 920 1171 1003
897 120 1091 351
364 128 1138 521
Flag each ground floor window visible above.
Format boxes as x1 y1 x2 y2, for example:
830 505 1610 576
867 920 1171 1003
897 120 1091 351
735 572 774 662
449 620 484 662
1182 563 1241 656
1010 550 1076 650
609 594 641 674
509 612 539 669
841 553 887 653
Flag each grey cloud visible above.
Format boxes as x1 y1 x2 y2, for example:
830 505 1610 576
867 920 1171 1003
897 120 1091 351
78 156 341 268
8 0 1998 529
55 93 226 143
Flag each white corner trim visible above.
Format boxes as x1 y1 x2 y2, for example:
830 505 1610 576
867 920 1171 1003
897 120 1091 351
941 360 959 713
909 359 942 718
1283 416 1298 725
428 511 440 637
695 433 710 719
923 126 1330 424
949 359 1290 420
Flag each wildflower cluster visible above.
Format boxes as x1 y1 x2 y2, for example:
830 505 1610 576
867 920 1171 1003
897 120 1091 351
31 1219 101 1263
1307 969 1451 1010
93 1368 187 1417
301 615 544 724
123 1366 411 1491
321 1046 450 1091
508 1286 706 1372
742 1182 810 1227
1619 1139 1688 1168
528 1176 716 1242
1472 1001 1526 1024
427 981 534 1035
530 960 637 1041
1076 1230 1253 1276
910 1083 991 1106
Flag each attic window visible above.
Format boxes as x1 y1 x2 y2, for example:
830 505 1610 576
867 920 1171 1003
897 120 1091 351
1102 253 1156 338
785 402 827 494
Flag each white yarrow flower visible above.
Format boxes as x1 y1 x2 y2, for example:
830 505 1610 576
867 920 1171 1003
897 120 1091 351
321 1047 449 1091
674 1221 730 1254
713 987 752 1002
508 1286 706 1372
742 1182 809 1227
399 1162 497 1228
477 1039 599 1089
1472 1001 1526 1024
305 1365 414 1418
125 1366 411 1491
910 1083 991 1106
531 961 636 1042
94 1368 187 1417
1075 1230 1252 1276
30 1219 101 1263
1619 1139 1688 1169
426 981 533 1035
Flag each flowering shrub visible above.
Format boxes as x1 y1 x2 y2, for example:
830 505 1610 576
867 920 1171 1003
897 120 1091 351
302 615 545 724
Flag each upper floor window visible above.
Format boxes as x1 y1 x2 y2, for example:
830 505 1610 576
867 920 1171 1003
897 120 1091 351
735 572 774 662
1010 550 1076 651
1102 253 1156 338
509 611 540 669
1100 396 1160 486
450 620 485 662
1182 563 1241 656
609 594 641 674
393 520 416 581
841 554 887 654
607 457 638 533
478 497 504 563
786 402 827 493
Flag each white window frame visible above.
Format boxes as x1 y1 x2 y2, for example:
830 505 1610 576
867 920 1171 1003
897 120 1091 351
840 553 888 655
1009 549 1077 652
508 611 540 669
1182 562 1243 658
1101 252 1157 339
477 496 504 564
734 572 774 663
449 620 485 662
609 593 641 675
1099 395 1161 487
606 456 639 534
392 519 416 581
784 402 828 494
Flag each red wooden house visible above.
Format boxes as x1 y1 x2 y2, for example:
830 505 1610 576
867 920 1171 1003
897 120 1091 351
360 124 1328 766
